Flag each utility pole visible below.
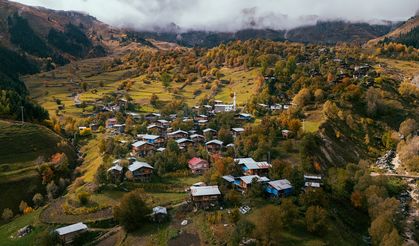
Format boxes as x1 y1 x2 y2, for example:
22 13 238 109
21 106 24 125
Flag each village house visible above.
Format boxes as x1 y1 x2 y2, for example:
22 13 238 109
147 124 166 135
195 114 208 121
281 129 293 138
132 141 155 157
107 164 124 182
203 128 217 139
188 157 209 174
221 175 236 187
137 134 165 147
127 161 154 181
214 103 234 113
190 134 205 143
151 206 168 223
190 185 222 208
167 129 189 140
234 158 272 176
236 113 253 121
205 139 223 153
55 222 88 244
176 138 194 149
105 118 117 128
144 113 161 122
112 124 125 133
231 127 245 138
236 175 270 191
304 174 322 188
265 179 293 197
196 119 208 126
156 119 170 127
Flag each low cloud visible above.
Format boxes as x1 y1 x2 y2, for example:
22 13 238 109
12 0 419 32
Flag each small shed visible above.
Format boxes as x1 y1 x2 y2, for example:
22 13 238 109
55 222 88 244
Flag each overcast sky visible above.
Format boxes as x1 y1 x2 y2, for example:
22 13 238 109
12 0 419 31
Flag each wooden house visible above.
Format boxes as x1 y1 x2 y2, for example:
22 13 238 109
176 138 194 149
107 164 124 182
151 206 168 223
236 113 253 121
304 174 322 188
147 124 166 135
132 141 155 157
203 128 217 139
234 158 271 176
265 179 293 197
231 127 245 138
144 113 161 122
190 185 221 208
167 129 189 140
214 104 234 113
55 222 88 244
205 139 223 153
156 119 170 127
190 134 205 143
127 161 154 181
236 175 270 191
195 114 208 121
137 134 165 147
188 157 209 174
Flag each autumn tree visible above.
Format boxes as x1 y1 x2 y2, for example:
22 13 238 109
314 89 325 102
32 193 44 208
161 72 171 88
305 206 327 234
292 88 311 109
19 201 28 214
365 87 382 116
278 198 299 226
113 189 151 232
254 205 284 244
1 208 13 221
399 118 417 137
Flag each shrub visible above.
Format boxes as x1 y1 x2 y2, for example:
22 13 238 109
2 208 13 221
77 191 91 206
113 189 151 232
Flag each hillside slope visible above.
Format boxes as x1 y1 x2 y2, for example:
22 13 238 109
368 15 419 45
0 120 77 213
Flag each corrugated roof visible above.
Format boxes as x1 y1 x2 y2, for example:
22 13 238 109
176 138 193 144
239 175 269 184
304 175 322 180
190 185 221 196
168 130 188 135
128 161 153 171
55 222 87 236
268 179 292 191
205 139 223 145
107 164 123 172
188 157 207 166
132 141 148 147
137 134 160 140
222 175 235 182
305 182 321 188
232 127 245 132
152 206 167 215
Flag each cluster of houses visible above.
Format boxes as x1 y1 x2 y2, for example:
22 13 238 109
220 157 293 197
127 109 252 158
107 158 154 182
188 157 323 209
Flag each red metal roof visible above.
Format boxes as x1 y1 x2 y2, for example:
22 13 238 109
188 157 207 166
